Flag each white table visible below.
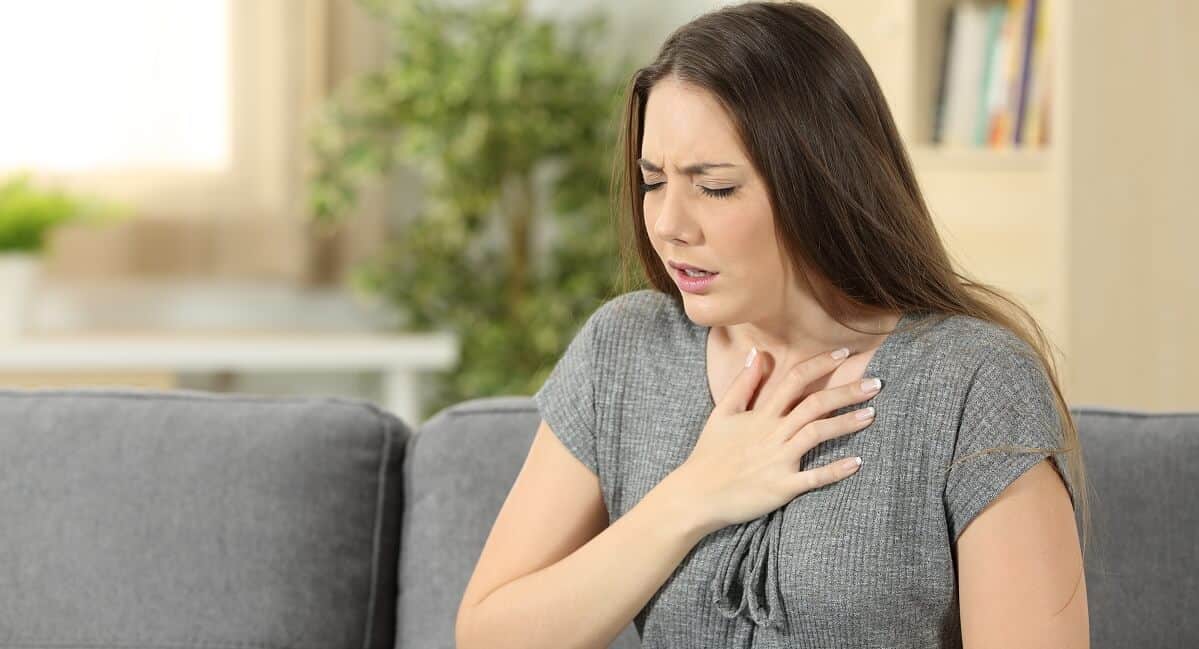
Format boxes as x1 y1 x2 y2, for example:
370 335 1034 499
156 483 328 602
0 331 459 427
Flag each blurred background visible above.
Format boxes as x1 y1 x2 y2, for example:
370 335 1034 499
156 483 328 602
0 0 1194 427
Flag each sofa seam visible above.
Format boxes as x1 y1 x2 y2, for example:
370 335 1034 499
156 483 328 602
362 408 394 649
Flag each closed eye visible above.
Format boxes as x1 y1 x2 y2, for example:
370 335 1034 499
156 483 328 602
639 181 737 200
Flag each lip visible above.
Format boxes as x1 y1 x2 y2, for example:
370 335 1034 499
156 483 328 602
668 259 717 273
671 265 718 294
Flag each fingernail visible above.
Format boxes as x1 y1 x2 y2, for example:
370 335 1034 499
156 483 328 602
831 347 850 360
860 377 882 393
745 346 758 368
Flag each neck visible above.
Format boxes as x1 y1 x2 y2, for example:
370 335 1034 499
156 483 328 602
717 309 902 369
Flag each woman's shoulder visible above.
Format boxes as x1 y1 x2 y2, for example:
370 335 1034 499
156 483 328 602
911 311 1047 381
590 289 690 337
585 289 700 364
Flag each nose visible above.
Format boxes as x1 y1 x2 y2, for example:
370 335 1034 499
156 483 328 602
649 182 695 243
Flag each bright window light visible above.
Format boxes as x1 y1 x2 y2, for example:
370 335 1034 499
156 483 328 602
0 0 230 172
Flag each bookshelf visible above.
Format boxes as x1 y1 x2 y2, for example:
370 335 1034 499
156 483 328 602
805 0 1198 409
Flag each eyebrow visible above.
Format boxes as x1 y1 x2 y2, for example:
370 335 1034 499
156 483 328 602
637 158 738 175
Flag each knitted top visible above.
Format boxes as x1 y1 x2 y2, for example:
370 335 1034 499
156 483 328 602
533 289 1076 648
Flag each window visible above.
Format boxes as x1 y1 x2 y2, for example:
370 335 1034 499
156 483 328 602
0 0 324 223
0 0 230 172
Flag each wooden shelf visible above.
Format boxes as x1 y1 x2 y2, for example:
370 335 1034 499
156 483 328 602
810 0 1199 409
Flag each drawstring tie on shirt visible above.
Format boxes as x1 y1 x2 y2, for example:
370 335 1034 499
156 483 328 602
708 507 788 632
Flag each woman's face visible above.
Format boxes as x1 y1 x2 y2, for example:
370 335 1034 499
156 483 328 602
640 76 792 324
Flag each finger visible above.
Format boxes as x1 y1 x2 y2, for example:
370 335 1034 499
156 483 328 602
719 347 773 415
792 456 863 495
777 405 875 450
786 375 882 429
758 347 855 416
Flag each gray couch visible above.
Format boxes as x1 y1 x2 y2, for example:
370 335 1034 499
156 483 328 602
0 387 1195 648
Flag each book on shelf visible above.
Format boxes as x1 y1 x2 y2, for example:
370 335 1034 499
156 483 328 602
933 0 1052 151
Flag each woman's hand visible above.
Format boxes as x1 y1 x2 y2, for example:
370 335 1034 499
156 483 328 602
674 346 882 535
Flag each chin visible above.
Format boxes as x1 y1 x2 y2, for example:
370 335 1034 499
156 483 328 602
678 293 727 323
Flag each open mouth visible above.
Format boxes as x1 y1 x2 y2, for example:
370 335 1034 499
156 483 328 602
669 260 718 276
672 266 719 293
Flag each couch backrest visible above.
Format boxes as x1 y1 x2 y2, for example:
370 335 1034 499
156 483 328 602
1071 407 1199 647
3 388 1193 649
407 399 1199 649
0 387 407 649
398 396 642 649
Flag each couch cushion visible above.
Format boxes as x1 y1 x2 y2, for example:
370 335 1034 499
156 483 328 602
1074 406 1199 648
0 387 407 649
399 396 642 649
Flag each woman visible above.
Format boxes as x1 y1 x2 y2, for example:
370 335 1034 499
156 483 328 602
457 3 1089 648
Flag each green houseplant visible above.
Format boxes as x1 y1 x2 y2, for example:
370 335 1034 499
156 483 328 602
0 174 86 253
307 0 638 419
0 174 125 337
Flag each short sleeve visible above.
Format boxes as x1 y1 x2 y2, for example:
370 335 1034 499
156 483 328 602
532 308 602 476
945 343 1077 544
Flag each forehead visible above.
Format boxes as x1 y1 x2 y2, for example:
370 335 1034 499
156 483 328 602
641 77 746 163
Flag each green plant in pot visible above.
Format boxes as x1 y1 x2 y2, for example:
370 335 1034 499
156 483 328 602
307 0 637 420
0 173 127 337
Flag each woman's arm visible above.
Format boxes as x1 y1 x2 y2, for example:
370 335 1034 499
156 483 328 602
456 422 708 649
956 459 1089 648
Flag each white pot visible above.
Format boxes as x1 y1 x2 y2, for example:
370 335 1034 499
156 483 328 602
0 252 42 339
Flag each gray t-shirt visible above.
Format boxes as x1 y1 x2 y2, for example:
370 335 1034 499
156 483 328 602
533 289 1077 648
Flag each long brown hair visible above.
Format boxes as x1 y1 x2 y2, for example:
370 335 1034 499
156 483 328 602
606 1 1091 569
